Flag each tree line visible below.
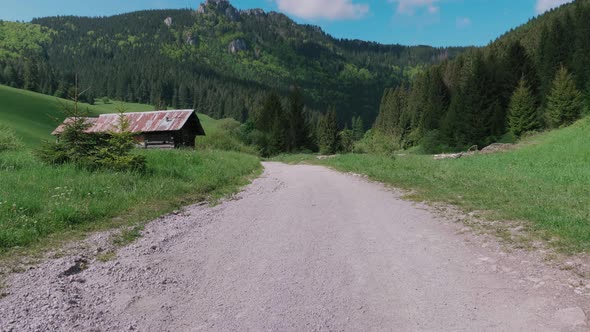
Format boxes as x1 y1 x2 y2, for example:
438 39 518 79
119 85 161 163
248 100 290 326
373 0 590 152
0 0 469 134
233 86 365 156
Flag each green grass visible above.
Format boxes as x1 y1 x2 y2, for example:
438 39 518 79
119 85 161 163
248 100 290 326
112 226 144 247
196 113 223 134
91 100 155 113
0 84 212 146
0 149 261 251
195 118 260 155
317 118 590 252
268 153 319 164
0 85 89 145
96 251 117 262
0 86 263 257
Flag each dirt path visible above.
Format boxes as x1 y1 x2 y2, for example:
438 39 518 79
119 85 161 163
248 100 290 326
1 162 588 331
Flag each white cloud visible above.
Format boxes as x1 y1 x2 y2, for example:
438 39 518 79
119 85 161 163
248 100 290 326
535 0 574 14
456 17 471 28
389 0 440 16
274 0 369 20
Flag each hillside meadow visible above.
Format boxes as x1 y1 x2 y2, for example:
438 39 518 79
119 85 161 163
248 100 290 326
0 86 262 252
0 84 220 146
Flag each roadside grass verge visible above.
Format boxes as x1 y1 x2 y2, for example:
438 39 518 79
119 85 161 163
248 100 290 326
267 153 319 164
0 149 261 253
318 118 590 253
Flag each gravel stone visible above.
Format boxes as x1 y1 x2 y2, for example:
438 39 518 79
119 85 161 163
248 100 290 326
0 163 588 331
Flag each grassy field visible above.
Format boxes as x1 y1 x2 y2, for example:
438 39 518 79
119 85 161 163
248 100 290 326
0 149 261 251
195 118 260 155
0 84 207 146
0 85 262 252
316 117 590 252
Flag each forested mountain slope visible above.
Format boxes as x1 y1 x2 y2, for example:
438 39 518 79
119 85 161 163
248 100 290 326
374 0 590 152
0 0 465 126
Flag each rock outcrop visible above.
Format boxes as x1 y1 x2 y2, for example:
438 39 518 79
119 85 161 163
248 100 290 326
185 32 198 46
197 0 240 21
225 7 240 21
164 17 172 27
241 8 265 17
228 39 248 54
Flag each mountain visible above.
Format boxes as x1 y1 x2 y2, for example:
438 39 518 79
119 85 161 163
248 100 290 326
0 0 466 126
374 0 590 152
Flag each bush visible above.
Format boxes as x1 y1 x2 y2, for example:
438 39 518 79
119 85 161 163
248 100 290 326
36 106 146 172
92 153 147 172
419 130 454 154
92 111 147 172
217 118 241 134
196 129 259 155
353 130 398 156
0 125 23 152
339 129 354 153
35 140 70 164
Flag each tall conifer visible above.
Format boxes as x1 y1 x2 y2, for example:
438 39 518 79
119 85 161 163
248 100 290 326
546 66 583 128
508 78 540 137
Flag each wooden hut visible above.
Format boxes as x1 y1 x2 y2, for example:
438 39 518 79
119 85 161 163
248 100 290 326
52 110 206 149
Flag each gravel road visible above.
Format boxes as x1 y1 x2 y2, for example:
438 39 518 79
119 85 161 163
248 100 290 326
1 162 588 331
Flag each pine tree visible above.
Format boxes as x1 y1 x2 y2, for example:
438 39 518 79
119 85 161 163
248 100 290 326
339 127 355 153
171 88 179 109
441 92 469 148
23 59 39 92
95 104 146 171
374 86 407 138
352 116 364 141
572 4 590 89
269 115 287 155
2 65 16 86
545 66 584 128
318 107 339 154
583 82 590 116
508 78 540 137
178 84 190 109
287 85 308 152
539 18 571 98
454 51 491 147
504 41 540 103
36 76 97 165
257 92 283 133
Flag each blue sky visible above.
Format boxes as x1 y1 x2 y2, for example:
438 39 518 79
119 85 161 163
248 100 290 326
0 0 574 47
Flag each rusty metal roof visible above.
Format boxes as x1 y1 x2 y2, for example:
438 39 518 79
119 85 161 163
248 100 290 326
52 110 198 135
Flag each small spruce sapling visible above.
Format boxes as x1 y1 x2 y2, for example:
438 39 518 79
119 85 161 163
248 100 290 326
36 75 97 164
95 104 146 172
